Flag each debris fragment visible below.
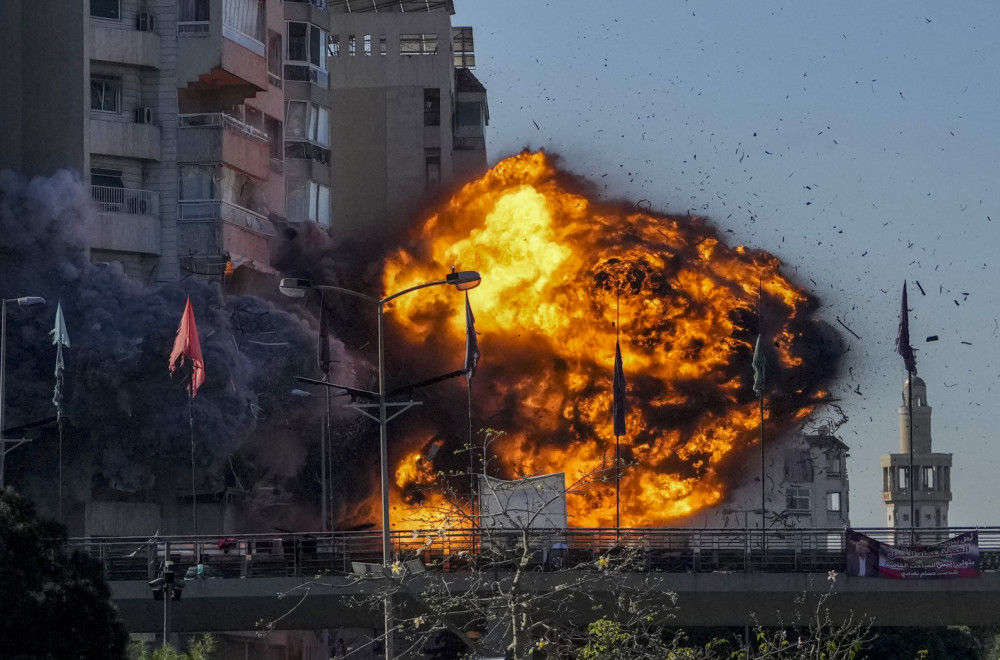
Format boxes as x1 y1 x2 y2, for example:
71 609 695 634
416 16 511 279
926 336 939 342
915 280 926 295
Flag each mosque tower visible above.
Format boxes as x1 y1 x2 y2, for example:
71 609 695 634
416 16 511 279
881 375 952 540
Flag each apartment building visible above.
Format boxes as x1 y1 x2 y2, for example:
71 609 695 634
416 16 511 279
281 0 489 245
0 0 285 288
0 0 488 286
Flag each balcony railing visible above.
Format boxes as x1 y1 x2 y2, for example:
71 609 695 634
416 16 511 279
178 113 269 145
178 199 275 237
91 185 158 214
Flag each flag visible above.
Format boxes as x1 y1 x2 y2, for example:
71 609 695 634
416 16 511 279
464 292 480 382
50 300 70 419
752 334 766 396
318 297 331 376
612 340 627 436
169 296 206 397
896 282 917 374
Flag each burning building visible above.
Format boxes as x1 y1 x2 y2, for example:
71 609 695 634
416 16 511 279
1 145 842 536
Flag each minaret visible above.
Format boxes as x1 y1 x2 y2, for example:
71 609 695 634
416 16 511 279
880 376 952 541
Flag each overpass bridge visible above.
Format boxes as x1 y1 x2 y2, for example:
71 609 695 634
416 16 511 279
69 527 1000 632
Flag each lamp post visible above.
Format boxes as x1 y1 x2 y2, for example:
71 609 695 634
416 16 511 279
0 296 46 489
280 270 481 659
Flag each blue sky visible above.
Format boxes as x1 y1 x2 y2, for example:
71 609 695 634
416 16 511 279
453 0 1000 526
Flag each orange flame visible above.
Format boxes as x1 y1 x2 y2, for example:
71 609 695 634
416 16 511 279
379 151 836 528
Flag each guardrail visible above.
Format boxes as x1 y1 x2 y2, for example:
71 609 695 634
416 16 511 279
178 199 275 237
69 527 1000 582
91 185 158 215
178 112 269 144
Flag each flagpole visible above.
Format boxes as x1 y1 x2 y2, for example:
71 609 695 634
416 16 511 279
467 376 476 554
908 367 914 544
189 386 197 537
615 291 621 533
758 282 766 566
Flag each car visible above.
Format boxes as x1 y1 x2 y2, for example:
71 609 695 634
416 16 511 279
183 564 223 580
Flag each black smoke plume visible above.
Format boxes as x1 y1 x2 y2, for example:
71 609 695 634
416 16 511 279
0 170 361 531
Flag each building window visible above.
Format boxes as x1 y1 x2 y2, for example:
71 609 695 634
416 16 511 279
179 0 210 22
783 448 813 483
786 488 810 512
91 168 125 188
379 34 386 55
287 180 330 227
90 76 121 113
364 34 371 56
922 466 935 489
898 466 908 490
424 89 440 127
267 30 283 87
425 148 441 187
456 101 482 127
91 0 120 20
400 33 438 56
327 34 340 57
348 34 356 56
824 451 841 477
285 101 329 147
826 492 841 512
285 22 328 87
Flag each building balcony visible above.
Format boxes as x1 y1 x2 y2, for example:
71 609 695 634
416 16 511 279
89 186 160 255
177 0 267 95
90 118 161 161
177 199 275 273
90 19 160 69
178 113 270 180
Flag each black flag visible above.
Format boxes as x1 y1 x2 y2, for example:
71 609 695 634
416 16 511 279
318 297 331 375
613 340 627 436
896 282 917 373
464 292 480 382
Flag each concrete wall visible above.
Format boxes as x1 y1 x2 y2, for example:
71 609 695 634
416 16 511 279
7 0 89 178
327 10 456 244
0 1 25 173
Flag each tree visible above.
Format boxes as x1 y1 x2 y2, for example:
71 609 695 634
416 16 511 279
0 487 129 659
130 635 216 660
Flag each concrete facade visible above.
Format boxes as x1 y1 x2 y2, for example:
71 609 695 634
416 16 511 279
882 376 952 537
281 1 490 245
1 0 487 286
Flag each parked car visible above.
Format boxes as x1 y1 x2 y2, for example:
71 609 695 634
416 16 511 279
183 564 223 580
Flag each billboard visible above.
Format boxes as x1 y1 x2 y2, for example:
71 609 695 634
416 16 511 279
846 529 980 579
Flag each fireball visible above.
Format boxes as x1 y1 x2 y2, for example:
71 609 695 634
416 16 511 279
380 151 838 528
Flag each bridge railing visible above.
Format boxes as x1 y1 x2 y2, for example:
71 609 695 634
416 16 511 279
68 527 1000 582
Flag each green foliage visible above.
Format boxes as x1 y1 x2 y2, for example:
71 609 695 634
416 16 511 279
0 487 129 659
579 618 633 659
863 627 978 660
130 634 216 660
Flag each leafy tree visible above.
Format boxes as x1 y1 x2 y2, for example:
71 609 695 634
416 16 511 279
130 635 216 660
0 486 129 659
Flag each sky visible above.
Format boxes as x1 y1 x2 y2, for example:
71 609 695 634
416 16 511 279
451 0 1000 527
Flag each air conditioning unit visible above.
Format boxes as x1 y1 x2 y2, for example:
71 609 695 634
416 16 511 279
136 12 156 32
135 106 153 125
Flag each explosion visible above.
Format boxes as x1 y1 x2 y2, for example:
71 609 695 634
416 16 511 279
380 151 840 528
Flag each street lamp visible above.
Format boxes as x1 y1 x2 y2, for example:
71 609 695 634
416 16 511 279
0 296 46 489
149 559 184 648
279 271 481 659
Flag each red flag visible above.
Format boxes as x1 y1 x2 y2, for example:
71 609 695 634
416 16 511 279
169 296 206 397
613 340 627 436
